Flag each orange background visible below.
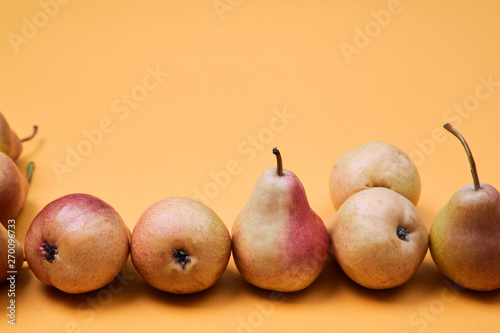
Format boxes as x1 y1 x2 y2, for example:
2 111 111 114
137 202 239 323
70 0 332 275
1 1 500 332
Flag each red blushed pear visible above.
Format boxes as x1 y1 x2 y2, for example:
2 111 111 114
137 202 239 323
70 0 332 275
0 111 38 161
130 197 231 294
24 193 130 294
0 152 34 228
232 148 330 292
430 124 500 291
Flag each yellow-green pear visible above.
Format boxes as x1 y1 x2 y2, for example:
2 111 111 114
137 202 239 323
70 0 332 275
232 148 330 292
430 123 500 291
329 141 421 210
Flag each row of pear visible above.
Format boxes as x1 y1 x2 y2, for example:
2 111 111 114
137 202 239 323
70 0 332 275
1 111 499 293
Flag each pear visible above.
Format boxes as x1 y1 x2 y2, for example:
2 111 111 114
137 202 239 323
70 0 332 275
0 152 34 228
130 196 231 294
331 187 428 289
1 223 24 283
0 112 38 161
24 193 130 294
329 141 421 210
429 123 500 291
232 148 330 292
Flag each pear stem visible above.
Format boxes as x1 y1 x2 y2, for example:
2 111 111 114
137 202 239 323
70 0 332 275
26 162 35 184
273 147 284 176
20 125 38 142
443 123 480 191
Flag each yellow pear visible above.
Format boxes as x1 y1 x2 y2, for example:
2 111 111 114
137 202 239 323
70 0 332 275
332 187 428 289
430 124 500 291
329 141 421 210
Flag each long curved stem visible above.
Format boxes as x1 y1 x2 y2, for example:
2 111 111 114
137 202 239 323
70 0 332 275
272 147 284 176
20 125 38 142
443 123 480 191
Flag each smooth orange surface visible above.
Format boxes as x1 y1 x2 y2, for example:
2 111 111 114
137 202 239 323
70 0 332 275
1 1 500 332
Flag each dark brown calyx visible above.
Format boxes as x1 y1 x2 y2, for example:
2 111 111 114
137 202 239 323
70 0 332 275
172 249 191 269
397 226 410 241
41 242 58 262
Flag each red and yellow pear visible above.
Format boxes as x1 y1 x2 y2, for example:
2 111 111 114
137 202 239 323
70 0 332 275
232 148 330 292
131 196 231 294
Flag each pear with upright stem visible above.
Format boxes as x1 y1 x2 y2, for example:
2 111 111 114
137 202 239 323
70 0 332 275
429 123 500 291
232 148 330 292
